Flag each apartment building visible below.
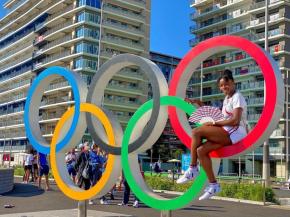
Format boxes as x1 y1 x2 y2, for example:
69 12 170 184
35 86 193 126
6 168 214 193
0 0 150 165
190 0 290 179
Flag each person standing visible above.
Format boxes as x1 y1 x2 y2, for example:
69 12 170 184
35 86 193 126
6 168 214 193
37 152 50 191
75 142 91 190
65 148 77 183
23 149 34 183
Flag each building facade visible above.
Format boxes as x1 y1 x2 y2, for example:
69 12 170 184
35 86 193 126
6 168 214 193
0 0 150 165
149 51 194 162
190 0 290 179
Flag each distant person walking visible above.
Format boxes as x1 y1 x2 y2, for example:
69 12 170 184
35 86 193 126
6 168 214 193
37 152 50 191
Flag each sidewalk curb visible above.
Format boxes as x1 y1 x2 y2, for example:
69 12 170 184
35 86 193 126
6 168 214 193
153 189 275 206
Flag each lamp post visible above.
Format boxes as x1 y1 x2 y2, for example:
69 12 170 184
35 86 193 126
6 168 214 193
262 0 270 187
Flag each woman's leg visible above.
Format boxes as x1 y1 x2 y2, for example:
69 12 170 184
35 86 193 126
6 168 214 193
197 141 223 183
194 125 231 182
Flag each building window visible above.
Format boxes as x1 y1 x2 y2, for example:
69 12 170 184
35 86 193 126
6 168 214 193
78 0 101 8
75 42 98 54
74 57 98 70
76 27 100 39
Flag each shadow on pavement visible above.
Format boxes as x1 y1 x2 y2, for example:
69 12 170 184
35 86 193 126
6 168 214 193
2 183 45 197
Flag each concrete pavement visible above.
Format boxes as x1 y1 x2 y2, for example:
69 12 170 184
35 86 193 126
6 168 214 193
1 179 290 217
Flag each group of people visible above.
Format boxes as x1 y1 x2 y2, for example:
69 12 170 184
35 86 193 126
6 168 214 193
65 142 139 207
23 149 50 191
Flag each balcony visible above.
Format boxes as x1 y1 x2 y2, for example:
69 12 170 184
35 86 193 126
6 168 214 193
0 42 32 63
102 35 144 51
190 0 208 7
0 131 26 140
0 54 32 74
271 129 284 137
45 4 75 24
247 97 264 106
250 28 285 42
116 0 146 8
191 9 249 33
107 83 144 95
0 66 32 84
191 0 244 19
0 119 24 128
40 96 72 107
0 93 27 107
33 50 72 70
250 0 289 12
34 35 73 56
116 69 144 80
190 66 261 86
103 4 145 22
103 20 144 36
248 13 283 29
42 20 74 38
104 98 141 109
0 107 24 117
0 79 31 94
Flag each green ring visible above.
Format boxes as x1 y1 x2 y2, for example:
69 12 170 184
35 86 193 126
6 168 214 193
121 96 207 211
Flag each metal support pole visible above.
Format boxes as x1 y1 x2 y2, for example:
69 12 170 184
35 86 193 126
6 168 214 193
161 210 172 217
200 62 203 101
78 200 87 217
252 151 255 179
263 0 271 187
97 1 104 69
286 70 289 181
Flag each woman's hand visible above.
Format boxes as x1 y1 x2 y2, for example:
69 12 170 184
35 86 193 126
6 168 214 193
184 98 204 106
202 122 214 126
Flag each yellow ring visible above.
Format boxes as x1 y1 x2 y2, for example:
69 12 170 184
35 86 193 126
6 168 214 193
50 103 115 201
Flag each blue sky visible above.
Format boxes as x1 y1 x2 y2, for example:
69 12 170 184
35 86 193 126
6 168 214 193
0 0 192 58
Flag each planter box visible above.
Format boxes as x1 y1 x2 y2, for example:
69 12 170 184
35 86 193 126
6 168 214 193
0 168 14 194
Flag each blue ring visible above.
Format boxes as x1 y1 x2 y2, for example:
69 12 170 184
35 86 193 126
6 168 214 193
24 66 81 154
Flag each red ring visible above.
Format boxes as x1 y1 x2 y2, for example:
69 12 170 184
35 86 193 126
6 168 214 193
168 35 277 158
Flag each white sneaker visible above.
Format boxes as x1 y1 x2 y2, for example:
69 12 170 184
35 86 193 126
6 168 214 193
176 166 199 184
89 200 94 205
100 199 109 205
133 200 139 208
199 183 221 200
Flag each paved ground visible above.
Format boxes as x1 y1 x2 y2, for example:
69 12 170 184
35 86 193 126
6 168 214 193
1 179 290 217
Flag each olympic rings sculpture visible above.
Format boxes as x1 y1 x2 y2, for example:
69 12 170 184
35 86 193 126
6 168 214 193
24 36 284 211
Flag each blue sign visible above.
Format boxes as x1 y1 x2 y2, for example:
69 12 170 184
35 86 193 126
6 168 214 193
181 154 191 172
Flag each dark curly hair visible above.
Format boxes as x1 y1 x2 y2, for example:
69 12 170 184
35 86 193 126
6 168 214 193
217 69 234 84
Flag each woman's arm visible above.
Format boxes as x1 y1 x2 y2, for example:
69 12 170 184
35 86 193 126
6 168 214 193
184 98 205 107
214 108 243 127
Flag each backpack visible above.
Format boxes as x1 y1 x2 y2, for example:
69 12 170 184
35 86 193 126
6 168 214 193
81 153 90 179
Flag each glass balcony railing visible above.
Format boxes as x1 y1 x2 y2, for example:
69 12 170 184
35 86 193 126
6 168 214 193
35 35 73 56
104 98 141 108
104 4 145 21
191 0 243 19
191 10 248 32
0 41 32 63
33 50 71 69
0 79 31 93
0 107 24 116
42 20 74 38
40 112 65 121
46 5 75 23
103 20 144 35
0 119 24 128
0 30 33 51
0 66 32 83
250 28 285 41
249 13 283 27
102 36 143 50
40 96 72 107
250 0 289 11
0 131 26 139
247 97 264 105
107 83 143 94
0 93 27 106
0 54 32 73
